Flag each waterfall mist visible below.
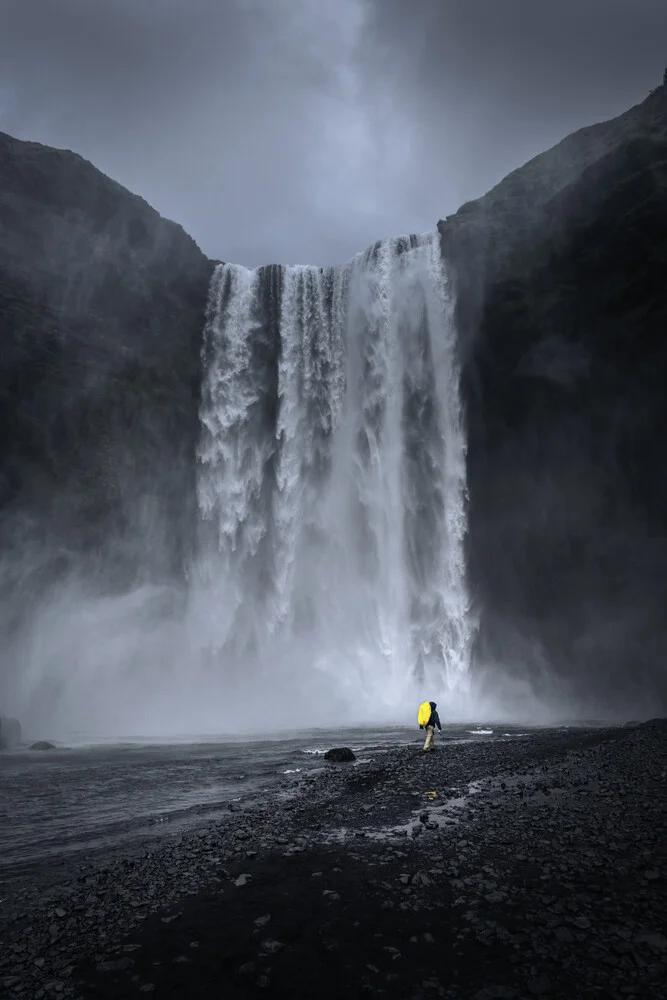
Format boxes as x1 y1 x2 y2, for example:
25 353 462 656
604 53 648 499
1 231 590 742
1 232 483 740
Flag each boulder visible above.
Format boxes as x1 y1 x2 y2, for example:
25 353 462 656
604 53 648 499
29 740 57 751
0 715 21 749
324 747 356 763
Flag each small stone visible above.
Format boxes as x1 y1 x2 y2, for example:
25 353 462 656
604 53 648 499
412 871 432 886
254 914 271 927
96 958 134 973
54 907 67 918
634 931 667 952
261 938 284 954
527 975 552 995
234 874 252 886
139 986 156 994
554 926 574 943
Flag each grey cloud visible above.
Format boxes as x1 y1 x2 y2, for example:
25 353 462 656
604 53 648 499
0 0 665 266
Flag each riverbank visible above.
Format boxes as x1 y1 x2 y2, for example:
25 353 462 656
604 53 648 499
1 721 665 998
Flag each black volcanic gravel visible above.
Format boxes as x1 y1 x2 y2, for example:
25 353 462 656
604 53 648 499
1 721 665 999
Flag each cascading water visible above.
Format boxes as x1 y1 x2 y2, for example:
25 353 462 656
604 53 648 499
196 232 472 717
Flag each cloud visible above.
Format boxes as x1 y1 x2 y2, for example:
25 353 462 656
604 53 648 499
0 0 665 265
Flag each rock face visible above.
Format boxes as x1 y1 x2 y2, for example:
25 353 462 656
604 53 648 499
2 84 666 713
440 82 667 709
0 131 214 597
0 715 21 749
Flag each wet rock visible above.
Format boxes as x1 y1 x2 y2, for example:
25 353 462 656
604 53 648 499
30 741 57 751
324 747 356 762
95 957 134 973
527 976 552 995
260 938 284 954
554 926 574 943
484 891 507 904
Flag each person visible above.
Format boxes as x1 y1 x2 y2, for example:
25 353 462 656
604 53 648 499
420 701 442 752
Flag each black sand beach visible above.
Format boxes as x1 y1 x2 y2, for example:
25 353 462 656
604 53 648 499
1 720 666 999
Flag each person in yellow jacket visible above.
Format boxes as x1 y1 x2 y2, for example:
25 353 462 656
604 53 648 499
419 701 442 752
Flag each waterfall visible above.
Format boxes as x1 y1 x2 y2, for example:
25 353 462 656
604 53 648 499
196 232 472 712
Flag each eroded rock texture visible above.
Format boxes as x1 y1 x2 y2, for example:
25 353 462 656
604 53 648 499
441 84 667 708
0 131 214 596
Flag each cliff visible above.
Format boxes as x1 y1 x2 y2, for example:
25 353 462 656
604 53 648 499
440 84 667 710
0 132 214 594
1 84 666 711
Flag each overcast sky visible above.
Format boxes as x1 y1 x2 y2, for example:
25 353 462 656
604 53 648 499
1 0 665 267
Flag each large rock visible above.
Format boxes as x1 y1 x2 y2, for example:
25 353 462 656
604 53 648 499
324 747 357 762
0 131 215 596
0 715 21 749
440 81 667 710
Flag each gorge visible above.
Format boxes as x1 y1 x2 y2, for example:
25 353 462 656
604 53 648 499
1 82 666 737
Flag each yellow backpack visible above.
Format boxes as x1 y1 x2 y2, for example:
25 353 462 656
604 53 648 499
417 701 431 726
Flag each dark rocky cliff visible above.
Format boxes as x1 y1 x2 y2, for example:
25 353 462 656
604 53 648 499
441 83 667 710
2 86 666 712
0 132 214 597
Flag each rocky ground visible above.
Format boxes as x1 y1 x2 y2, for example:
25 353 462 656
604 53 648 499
1 720 665 999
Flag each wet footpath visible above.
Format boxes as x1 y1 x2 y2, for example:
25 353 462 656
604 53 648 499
1 720 665 999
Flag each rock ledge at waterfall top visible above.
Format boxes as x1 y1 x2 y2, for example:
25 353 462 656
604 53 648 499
438 81 667 289
438 81 667 711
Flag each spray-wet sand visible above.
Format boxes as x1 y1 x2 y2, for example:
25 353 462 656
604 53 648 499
1 720 665 999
